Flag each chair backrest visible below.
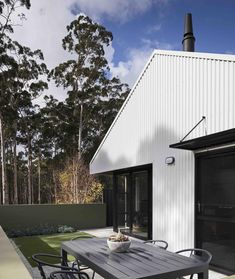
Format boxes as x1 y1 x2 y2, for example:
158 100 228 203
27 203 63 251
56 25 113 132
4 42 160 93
32 253 65 279
143 240 168 250
32 254 47 279
176 248 212 279
176 248 212 264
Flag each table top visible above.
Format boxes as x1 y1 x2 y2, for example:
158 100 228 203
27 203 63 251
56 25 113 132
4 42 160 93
61 238 208 279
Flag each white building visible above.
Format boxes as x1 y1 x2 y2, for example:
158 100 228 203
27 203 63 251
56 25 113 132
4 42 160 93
90 49 235 274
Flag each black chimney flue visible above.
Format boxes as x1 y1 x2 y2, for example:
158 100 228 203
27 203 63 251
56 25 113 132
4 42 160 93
182 13 195 52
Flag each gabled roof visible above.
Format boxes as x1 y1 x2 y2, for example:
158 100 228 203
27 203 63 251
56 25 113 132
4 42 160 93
90 49 235 166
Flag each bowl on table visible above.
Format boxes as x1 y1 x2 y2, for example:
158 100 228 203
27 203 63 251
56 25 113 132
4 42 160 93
107 232 131 253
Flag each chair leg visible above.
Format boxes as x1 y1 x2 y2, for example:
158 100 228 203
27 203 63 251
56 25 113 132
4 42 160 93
91 270 95 279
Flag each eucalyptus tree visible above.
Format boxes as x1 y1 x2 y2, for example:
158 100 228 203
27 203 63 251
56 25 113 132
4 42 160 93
24 108 51 204
82 76 129 162
0 0 31 204
39 96 62 202
0 20 17 204
0 1 47 204
0 0 30 35
41 95 78 202
42 95 73 157
50 15 129 161
5 44 47 204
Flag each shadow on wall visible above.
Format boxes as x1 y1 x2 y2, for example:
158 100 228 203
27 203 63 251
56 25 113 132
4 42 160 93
92 124 194 251
136 125 194 251
92 148 132 173
148 126 194 251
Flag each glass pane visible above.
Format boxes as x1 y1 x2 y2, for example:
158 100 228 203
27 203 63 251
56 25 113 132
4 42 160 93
132 171 148 238
197 152 235 273
198 154 235 218
98 174 113 226
198 219 235 273
117 174 130 230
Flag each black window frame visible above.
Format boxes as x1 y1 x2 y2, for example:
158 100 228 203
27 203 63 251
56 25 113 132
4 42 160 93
113 164 152 240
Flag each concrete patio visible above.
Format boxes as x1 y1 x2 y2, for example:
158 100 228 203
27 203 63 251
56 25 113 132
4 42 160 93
14 227 227 279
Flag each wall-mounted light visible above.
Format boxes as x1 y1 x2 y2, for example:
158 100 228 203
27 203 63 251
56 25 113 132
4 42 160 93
165 156 175 165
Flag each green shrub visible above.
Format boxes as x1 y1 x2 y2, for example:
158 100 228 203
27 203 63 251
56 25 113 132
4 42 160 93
57 225 76 233
7 224 76 237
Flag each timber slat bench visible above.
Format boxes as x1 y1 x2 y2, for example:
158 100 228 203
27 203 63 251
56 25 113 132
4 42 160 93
0 226 32 279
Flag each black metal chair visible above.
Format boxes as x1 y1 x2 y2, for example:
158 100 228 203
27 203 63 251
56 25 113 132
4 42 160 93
175 248 212 279
50 270 90 279
143 240 168 250
71 236 95 279
32 253 89 279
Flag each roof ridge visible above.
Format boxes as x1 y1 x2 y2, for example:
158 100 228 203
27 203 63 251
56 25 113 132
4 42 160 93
154 49 235 62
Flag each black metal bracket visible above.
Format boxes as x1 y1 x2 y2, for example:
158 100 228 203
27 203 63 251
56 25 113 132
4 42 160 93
180 116 206 142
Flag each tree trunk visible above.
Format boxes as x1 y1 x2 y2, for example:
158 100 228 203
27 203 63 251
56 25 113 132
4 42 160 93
52 169 57 204
0 117 8 204
0 137 1 204
13 133 18 204
78 103 83 159
37 150 41 204
73 156 78 204
75 162 78 204
72 157 76 203
27 135 32 204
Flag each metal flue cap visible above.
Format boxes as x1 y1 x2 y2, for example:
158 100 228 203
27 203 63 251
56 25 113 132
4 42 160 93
182 13 195 52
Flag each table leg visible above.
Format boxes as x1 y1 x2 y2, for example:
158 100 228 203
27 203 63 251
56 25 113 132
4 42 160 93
198 270 208 279
61 249 68 267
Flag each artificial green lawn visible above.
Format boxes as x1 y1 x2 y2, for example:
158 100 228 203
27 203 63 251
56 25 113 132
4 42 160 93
12 231 93 267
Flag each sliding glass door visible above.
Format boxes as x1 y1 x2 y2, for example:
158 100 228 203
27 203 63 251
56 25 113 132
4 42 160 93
113 165 152 240
132 171 149 239
196 149 235 274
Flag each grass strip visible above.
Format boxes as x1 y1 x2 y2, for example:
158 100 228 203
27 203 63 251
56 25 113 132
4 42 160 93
13 231 93 267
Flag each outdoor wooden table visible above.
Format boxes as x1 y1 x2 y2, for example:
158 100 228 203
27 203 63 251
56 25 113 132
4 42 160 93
61 238 209 279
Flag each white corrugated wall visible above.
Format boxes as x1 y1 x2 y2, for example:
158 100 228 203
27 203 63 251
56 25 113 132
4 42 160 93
90 50 235 252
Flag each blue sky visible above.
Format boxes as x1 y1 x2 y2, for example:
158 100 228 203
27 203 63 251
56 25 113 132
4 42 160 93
96 0 235 64
11 0 235 102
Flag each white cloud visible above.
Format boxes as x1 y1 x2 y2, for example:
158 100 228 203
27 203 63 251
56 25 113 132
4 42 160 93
147 23 162 34
141 38 175 50
9 0 173 104
107 39 175 88
225 50 235 55
110 47 153 87
10 0 76 105
70 0 167 23
12 0 75 69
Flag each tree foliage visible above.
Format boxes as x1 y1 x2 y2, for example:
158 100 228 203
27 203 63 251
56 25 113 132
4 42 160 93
0 10 129 204
56 157 103 204
50 15 129 161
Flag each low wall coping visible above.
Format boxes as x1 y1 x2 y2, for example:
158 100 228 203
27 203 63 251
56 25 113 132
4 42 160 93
0 226 32 279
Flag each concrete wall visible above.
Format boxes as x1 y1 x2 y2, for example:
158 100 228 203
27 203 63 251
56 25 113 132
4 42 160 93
0 204 106 235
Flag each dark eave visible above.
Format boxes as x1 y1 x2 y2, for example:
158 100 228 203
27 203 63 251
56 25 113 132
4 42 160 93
169 128 235 150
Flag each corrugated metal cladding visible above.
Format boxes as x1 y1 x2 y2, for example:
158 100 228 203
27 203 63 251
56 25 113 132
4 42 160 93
90 50 235 251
